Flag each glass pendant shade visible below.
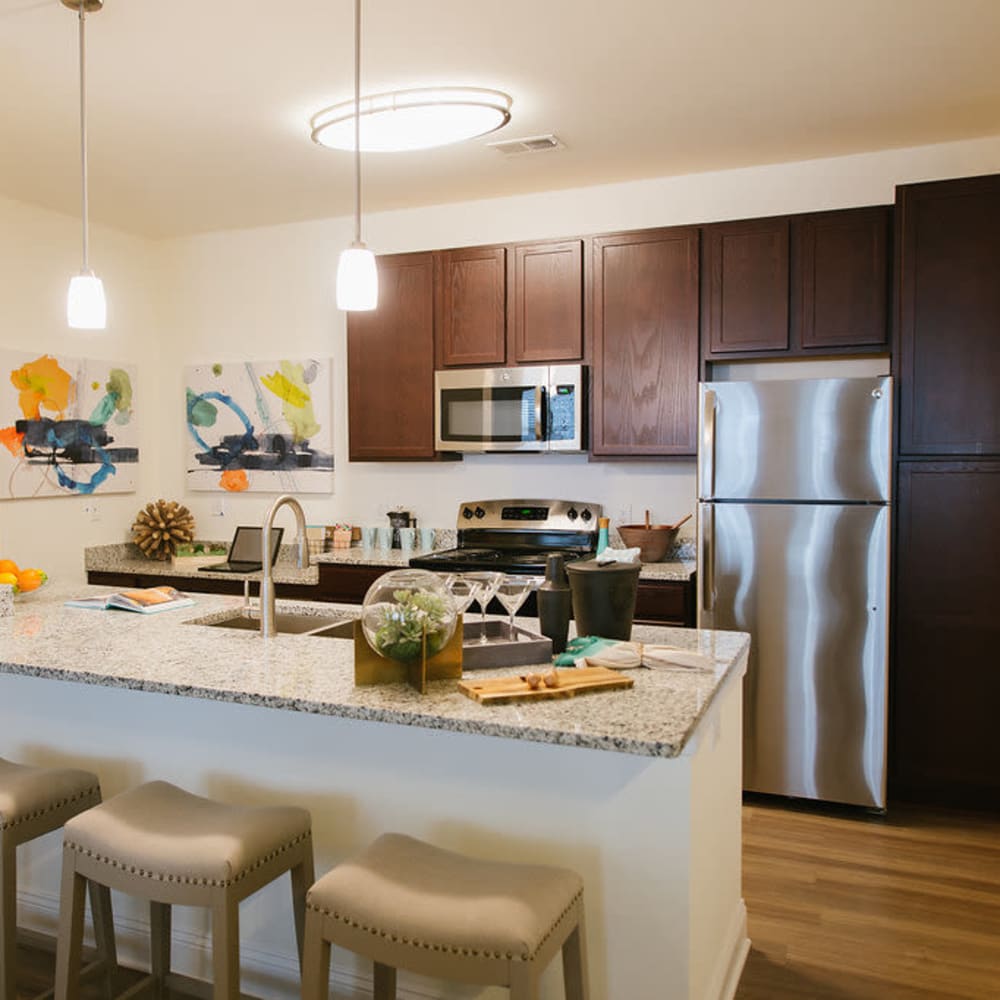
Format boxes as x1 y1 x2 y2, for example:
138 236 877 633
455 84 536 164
67 271 107 329
336 244 378 311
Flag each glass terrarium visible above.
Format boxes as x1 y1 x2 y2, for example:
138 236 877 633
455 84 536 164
360 569 458 662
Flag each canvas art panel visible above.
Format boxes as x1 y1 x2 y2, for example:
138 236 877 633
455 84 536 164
185 358 333 493
0 350 139 499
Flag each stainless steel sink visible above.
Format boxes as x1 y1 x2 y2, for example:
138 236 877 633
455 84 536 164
202 612 356 637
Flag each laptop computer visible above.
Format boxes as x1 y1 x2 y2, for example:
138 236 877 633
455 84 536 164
198 525 284 573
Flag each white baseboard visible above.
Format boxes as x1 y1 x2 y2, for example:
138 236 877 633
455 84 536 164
705 898 750 1000
18 888 443 1000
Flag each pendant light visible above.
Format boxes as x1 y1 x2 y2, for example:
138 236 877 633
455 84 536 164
64 0 106 330
336 0 378 311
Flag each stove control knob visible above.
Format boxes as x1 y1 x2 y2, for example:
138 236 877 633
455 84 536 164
462 506 475 520
567 507 579 521
580 508 593 522
474 506 486 519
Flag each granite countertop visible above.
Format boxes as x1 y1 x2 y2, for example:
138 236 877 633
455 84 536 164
85 542 695 583
0 584 746 759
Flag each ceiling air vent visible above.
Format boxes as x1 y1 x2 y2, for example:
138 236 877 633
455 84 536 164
488 134 564 155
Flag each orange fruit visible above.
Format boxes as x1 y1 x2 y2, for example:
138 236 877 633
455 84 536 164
0 559 19 575
15 568 42 592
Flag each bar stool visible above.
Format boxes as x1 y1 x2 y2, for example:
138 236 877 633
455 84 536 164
0 757 111 1000
54 780 314 1000
302 833 588 1000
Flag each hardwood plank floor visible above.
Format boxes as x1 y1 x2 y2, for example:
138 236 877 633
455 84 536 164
736 798 1000 999
13 799 1000 999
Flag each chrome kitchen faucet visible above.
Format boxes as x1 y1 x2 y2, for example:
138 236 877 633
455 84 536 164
260 494 310 638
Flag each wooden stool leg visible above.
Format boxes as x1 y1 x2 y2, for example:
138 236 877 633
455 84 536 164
54 853 87 1000
300 909 330 1000
87 880 117 999
150 902 171 999
289 848 315 968
372 962 396 1000
561 910 589 1000
210 895 240 1000
0 838 16 1000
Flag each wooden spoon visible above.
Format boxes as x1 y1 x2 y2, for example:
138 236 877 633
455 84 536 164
644 509 651 529
670 513 693 531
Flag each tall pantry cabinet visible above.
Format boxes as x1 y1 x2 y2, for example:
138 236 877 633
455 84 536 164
892 174 1000 809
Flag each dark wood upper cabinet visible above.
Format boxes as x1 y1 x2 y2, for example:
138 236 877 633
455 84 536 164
347 252 438 461
792 206 890 350
897 174 1000 456
435 246 506 367
509 239 585 364
703 216 790 354
892 461 1000 808
592 227 700 456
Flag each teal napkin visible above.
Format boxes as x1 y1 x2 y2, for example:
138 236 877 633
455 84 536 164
553 636 621 666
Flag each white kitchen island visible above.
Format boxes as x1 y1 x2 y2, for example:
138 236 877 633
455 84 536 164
0 585 749 1000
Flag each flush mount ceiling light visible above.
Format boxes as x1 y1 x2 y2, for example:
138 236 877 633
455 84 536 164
311 86 513 153
63 0 106 330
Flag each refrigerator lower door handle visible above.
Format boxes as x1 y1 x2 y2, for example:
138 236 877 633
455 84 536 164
698 503 715 619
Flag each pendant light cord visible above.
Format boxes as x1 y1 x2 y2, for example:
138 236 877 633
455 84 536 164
78 2 90 273
353 0 362 246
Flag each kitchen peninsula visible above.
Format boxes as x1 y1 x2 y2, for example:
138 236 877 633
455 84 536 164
1 585 747 1000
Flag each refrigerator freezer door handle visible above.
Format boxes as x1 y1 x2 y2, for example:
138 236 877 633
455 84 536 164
700 388 717 499
700 503 715 616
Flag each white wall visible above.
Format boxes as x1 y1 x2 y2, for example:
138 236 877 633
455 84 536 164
0 196 162 582
4 133 1000 582
159 133 1000 546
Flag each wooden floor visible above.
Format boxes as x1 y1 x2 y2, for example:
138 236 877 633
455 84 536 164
13 799 1000 1000
736 797 1000 1000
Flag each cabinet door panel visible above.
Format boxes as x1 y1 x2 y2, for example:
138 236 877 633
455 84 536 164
348 252 437 460
794 206 890 350
592 228 700 456
436 246 506 366
510 239 584 363
704 217 789 353
898 175 1000 455
892 461 1000 807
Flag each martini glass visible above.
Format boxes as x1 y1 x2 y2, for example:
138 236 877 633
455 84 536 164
495 576 533 639
445 575 481 636
462 571 504 644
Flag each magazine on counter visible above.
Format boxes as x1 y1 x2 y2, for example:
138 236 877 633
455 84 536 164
65 585 196 614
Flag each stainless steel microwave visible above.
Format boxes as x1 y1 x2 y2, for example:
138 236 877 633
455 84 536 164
434 365 586 453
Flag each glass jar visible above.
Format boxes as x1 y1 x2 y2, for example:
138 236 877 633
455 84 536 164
360 568 457 662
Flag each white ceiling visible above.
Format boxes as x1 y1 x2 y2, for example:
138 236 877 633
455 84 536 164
2 0 999 240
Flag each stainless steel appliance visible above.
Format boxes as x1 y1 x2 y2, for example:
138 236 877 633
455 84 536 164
434 365 585 453
409 499 601 575
697 376 892 808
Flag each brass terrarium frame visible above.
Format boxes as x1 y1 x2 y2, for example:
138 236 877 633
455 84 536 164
353 615 464 694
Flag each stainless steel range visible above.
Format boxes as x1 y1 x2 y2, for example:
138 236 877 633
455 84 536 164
409 499 603 576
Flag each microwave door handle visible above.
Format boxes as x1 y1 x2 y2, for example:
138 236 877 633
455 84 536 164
534 386 545 442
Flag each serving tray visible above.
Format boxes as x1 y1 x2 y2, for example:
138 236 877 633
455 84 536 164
458 666 633 704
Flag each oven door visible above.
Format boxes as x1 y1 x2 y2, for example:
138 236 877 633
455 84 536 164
435 367 547 452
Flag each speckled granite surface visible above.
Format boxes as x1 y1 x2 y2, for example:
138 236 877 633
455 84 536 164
0 583 746 759
85 541 695 583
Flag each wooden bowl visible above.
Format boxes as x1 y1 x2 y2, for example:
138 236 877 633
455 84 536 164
616 525 679 563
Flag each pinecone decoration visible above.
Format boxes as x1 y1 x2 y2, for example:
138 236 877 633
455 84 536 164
131 499 195 560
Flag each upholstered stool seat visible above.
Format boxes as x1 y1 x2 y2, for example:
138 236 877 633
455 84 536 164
54 780 314 1000
0 757 110 1000
302 833 588 1000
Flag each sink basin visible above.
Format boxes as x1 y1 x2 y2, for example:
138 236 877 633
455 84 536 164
202 612 355 637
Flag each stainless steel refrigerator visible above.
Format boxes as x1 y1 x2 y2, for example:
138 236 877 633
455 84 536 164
697 376 892 808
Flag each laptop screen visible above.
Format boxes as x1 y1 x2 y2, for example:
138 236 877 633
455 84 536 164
228 526 284 566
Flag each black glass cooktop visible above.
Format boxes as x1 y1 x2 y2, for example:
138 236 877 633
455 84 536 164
409 546 588 576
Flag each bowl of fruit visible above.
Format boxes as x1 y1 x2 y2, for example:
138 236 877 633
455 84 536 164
0 559 48 598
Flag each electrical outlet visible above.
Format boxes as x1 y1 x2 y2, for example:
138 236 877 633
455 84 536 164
82 502 100 522
211 498 226 517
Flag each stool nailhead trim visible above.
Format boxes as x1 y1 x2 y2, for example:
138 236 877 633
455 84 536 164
306 887 583 964
0 784 101 832
63 829 311 888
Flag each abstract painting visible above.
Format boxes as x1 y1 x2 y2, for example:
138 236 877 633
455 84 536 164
185 358 333 493
0 351 139 499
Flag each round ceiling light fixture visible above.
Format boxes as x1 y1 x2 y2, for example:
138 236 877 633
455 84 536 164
310 86 512 152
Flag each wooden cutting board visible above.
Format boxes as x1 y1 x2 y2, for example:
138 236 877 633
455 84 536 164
458 666 633 704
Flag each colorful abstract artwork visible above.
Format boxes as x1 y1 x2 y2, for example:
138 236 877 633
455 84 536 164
185 359 333 493
0 351 139 499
